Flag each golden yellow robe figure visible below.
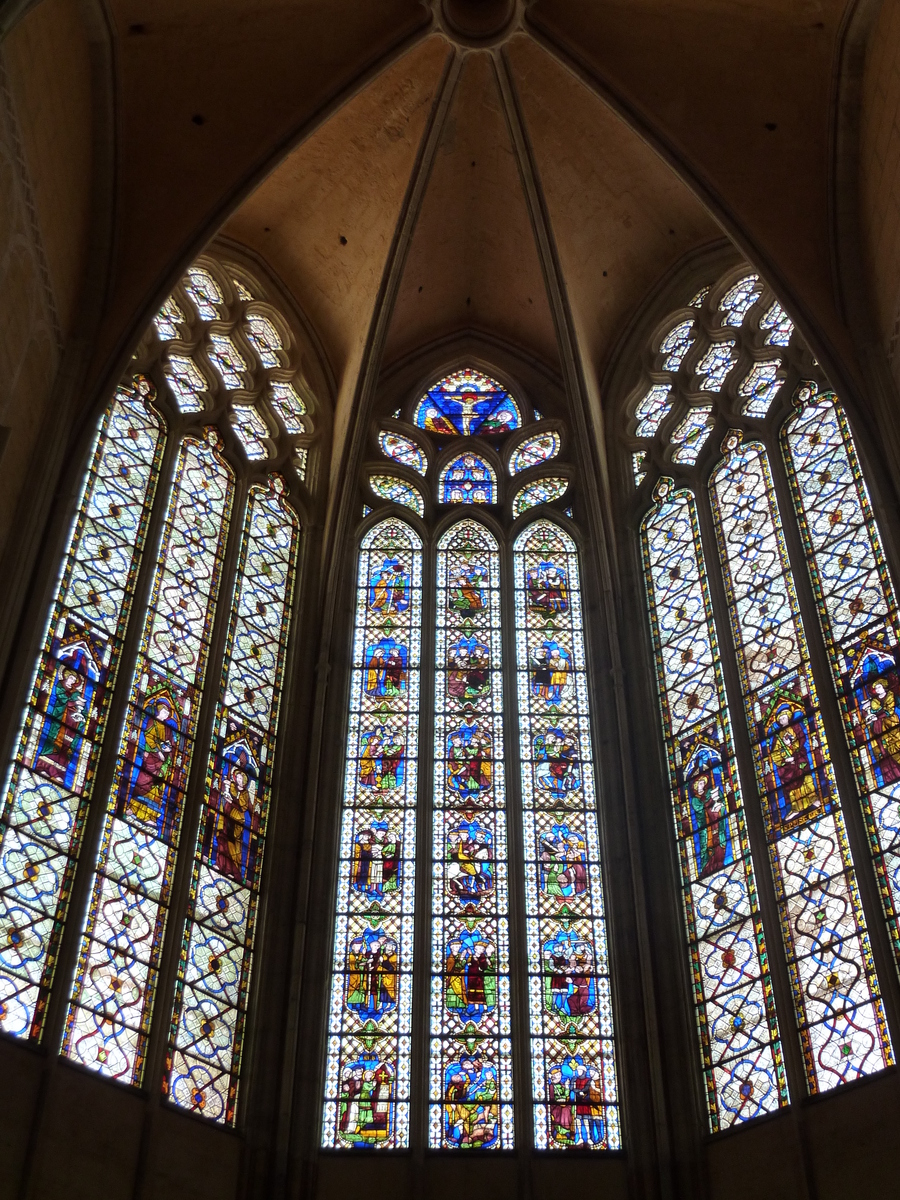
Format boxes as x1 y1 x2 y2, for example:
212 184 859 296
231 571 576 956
215 769 254 881
867 681 900 783
769 710 819 818
125 702 174 825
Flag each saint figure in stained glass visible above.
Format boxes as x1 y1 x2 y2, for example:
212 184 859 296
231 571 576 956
440 454 496 504
448 561 486 611
117 681 190 838
680 738 735 878
546 1057 606 1148
539 823 588 900
526 561 569 614
337 1055 394 1146
847 643 900 786
202 725 262 885
447 720 493 797
351 821 401 901
345 928 398 1020
530 639 572 703
543 930 595 1021
364 639 408 698
447 635 491 700
443 1055 500 1148
447 818 494 904
415 369 521 437
445 930 497 1019
534 725 581 799
368 558 410 613
761 690 828 829
358 723 406 791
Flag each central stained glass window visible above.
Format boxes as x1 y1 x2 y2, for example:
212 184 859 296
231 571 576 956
323 369 620 1151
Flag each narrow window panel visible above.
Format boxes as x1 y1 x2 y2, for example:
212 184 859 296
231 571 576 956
512 477 568 518
695 340 737 391
166 477 298 1125
642 482 787 1130
231 406 270 461
659 320 694 371
154 297 186 342
414 369 520 437
62 432 234 1085
711 434 893 1092
369 475 424 518
514 520 621 1149
244 314 283 369
783 386 900 973
670 406 715 465
0 378 164 1041
635 384 673 438
739 362 783 418
186 268 223 320
430 520 513 1149
209 335 248 391
269 382 307 436
165 356 208 414
719 275 761 328
760 302 794 348
439 454 497 505
378 431 427 476
632 452 647 488
510 433 560 475
232 279 254 301
293 448 308 481
689 286 710 308
322 519 422 1149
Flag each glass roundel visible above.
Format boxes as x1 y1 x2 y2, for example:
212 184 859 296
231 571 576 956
415 369 521 437
378 431 427 476
512 478 568 518
510 433 560 475
439 455 497 505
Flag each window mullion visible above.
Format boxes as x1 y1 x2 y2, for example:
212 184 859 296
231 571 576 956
39 405 179 1052
691 467 810 1105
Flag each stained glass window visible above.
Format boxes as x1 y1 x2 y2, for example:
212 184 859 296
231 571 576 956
514 520 620 1148
690 286 710 308
165 355 208 414
430 520 512 1149
232 406 271 461
244 314 283 368
270 382 307 436
739 361 782 418
414 369 520 436
369 475 425 518
167 477 298 1124
510 433 560 474
670 406 714 465
710 433 892 1092
378 431 427 476
782 385 900 977
632 452 647 487
62 432 234 1083
761 301 794 347
695 340 736 391
0 377 164 1040
634 384 673 438
660 320 695 371
719 275 761 327
186 268 223 320
233 279 254 301
322 519 422 1149
439 454 496 505
642 480 787 1129
293 448 309 481
512 477 568 518
155 297 185 342
209 334 248 390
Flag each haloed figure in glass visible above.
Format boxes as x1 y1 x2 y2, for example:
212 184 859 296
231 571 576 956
118 683 188 838
444 1054 500 1149
338 1055 394 1145
526 560 569 615
204 728 263 885
368 557 411 614
351 820 400 901
547 1055 606 1148
681 740 734 879
761 692 826 828
849 645 900 788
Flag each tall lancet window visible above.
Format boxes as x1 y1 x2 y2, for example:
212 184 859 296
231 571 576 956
324 367 620 1152
0 253 319 1128
628 265 897 1133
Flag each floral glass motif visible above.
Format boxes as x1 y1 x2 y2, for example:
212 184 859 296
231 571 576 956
710 433 893 1092
761 302 794 348
512 478 568 518
414 369 520 437
231 406 270 461
695 340 736 391
62 432 234 1085
783 385 900 979
167 478 298 1125
430 521 513 1149
369 475 424 518
154 297 185 342
719 275 761 327
165 355 207 414
0 377 164 1041
514 521 620 1149
633 452 647 488
510 433 560 475
269 382 307 436
378 431 427 476
642 481 787 1130
739 362 783 418
635 384 673 438
209 334 248 391
659 320 695 371
322 520 422 1150
670 407 715 466
440 455 496 505
186 268 223 320
244 314 283 368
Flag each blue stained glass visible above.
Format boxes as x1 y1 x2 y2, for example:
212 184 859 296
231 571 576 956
430 520 513 1149
660 321 694 371
670 407 715 466
514 520 620 1149
378 431 426 476
695 340 736 391
440 454 496 505
62 431 234 1085
710 432 893 1092
167 476 299 1125
641 480 787 1130
0 377 165 1042
414 369 520 437
739 362 783 418
322 519 422 1149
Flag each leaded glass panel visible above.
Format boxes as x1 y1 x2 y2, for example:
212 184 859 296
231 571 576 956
415 370 520 437
269 382 307 436
512 478 568 517
370 475 424 518
378 431 427 476
739 362 782 418
635 384 672 438
510 433 560 474
439 455 496 505
670 407 715 465
760 302 794 347
660 321 694 371
719 275 761 327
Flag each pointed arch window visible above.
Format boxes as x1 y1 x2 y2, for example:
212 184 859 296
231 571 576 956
0 253 319 1126
629 265 898 1131
323 370 621 1152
